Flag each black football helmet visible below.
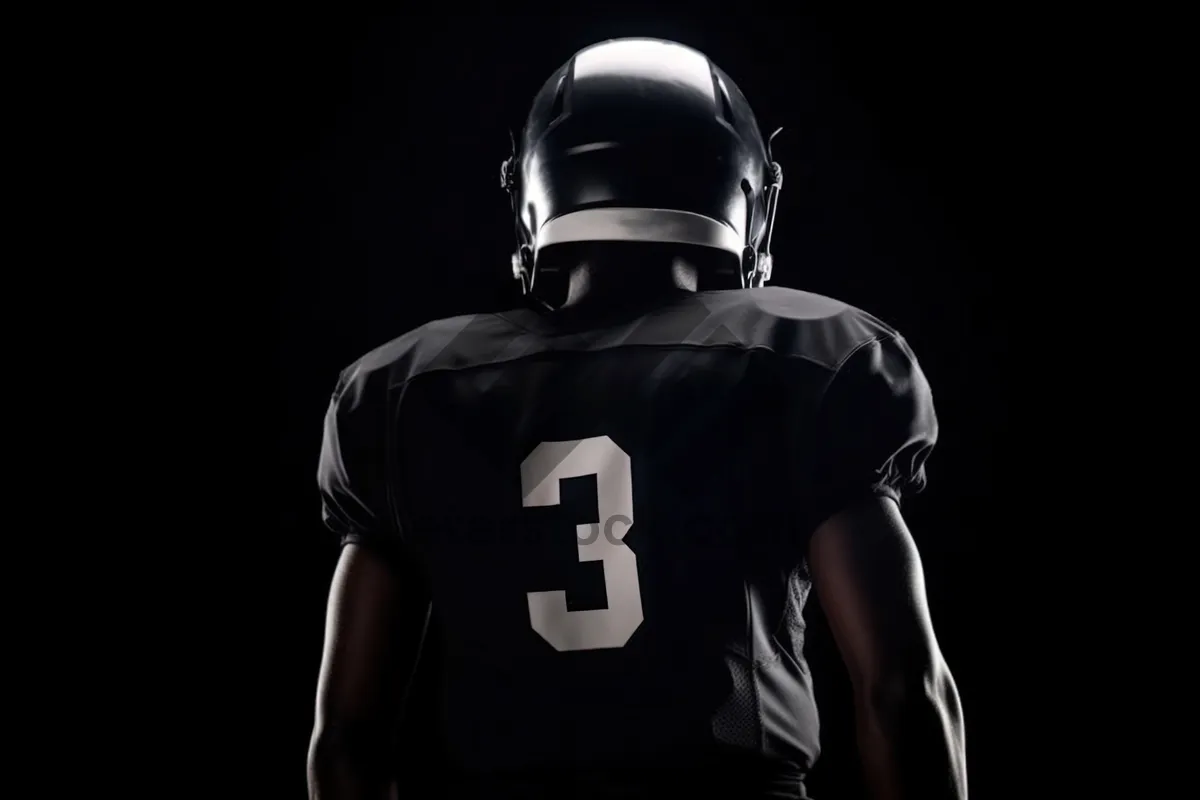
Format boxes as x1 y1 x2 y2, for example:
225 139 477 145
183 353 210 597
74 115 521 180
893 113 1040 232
501 38 783 295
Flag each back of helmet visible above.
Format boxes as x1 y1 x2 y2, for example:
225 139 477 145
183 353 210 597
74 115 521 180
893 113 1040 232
503 39 782 297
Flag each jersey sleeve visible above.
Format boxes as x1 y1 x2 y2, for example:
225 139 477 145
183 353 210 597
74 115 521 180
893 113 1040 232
316 367 402 558
807 333 938 529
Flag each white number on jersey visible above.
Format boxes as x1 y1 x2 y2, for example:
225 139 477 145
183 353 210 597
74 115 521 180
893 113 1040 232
520 436 643 651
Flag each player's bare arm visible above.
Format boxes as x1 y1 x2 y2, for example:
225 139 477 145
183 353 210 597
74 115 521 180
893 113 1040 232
810 495 967 800
309 544 415 800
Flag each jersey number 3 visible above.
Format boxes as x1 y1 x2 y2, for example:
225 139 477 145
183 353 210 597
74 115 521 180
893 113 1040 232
520 435 644 652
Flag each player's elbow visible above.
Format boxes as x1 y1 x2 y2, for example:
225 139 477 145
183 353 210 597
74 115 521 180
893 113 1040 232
307 725 343 785
310 720 384 759
856 653 968 799
309 723 392 800
861 653 962 729
308 721 388 788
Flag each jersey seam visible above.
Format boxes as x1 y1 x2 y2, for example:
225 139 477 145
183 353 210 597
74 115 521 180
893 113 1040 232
334 363 408 547
770 564 805 646
809 334 896 417
386 382 405 546
385 338 857 393
744 580 767 752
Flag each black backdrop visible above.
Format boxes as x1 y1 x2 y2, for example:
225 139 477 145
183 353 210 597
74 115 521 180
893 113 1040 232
276 9 1021 798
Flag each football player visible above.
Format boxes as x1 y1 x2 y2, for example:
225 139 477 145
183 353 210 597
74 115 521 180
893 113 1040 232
308 38 967 800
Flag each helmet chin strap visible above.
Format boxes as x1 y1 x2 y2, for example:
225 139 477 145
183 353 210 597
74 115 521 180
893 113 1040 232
512 245 534 294
742 128 785 289
501 130 537 295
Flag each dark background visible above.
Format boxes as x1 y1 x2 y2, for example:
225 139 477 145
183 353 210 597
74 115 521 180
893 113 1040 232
276 8 1025 798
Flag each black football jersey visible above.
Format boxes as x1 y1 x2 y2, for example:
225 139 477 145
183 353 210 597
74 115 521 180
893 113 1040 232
317 286 937 797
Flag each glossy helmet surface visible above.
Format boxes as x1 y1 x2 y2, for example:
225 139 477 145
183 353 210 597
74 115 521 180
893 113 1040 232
501 38 783 294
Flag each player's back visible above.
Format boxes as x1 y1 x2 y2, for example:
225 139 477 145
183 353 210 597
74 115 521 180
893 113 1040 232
325 286 917 798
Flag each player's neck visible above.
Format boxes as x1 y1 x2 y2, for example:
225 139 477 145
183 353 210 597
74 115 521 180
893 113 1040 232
559 258 698 312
